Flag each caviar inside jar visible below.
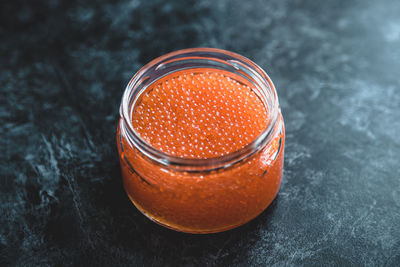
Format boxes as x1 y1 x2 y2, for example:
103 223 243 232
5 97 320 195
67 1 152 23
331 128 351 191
118 64 284 234
132 70 268 158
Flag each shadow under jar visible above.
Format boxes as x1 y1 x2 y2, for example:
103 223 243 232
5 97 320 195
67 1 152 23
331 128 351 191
117 48 285 234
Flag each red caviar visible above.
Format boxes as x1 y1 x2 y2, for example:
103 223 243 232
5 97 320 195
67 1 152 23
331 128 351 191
132 71 268 158
117 48 285 233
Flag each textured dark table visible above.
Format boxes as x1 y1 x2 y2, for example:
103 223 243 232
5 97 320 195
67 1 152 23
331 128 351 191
1 0 400 266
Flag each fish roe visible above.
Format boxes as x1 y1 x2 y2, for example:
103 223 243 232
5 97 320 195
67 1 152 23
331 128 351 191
132 70 268 158
118 50 285 234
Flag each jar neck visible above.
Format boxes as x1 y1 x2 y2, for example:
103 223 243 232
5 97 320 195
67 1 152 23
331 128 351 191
120 48 280 172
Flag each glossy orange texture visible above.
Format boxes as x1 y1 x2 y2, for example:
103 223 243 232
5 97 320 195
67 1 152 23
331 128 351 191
117 69 285 233
133 71 268 158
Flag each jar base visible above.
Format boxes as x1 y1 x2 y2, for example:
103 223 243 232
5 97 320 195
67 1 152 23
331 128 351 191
125 189 279 234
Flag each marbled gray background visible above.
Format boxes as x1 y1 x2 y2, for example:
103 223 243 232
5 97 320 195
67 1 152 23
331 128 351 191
1 0 400 266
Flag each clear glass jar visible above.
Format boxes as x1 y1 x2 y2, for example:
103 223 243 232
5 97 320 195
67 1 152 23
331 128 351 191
117 48 285 233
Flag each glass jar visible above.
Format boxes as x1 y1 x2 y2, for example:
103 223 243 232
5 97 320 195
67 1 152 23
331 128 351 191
117 48 285 234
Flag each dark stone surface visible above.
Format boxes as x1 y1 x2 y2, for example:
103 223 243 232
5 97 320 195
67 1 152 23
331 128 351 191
1 0 400 266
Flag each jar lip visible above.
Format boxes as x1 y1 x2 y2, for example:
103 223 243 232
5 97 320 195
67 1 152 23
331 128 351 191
120 47 280 171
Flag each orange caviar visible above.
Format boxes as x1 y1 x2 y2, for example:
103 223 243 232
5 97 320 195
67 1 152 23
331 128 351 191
132 71 268 158
117 49 285 233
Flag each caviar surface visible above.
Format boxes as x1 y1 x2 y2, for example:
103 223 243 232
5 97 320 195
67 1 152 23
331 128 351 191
132 70 268 159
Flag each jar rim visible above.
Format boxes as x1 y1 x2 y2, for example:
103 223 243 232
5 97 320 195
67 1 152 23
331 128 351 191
120 48 280 171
